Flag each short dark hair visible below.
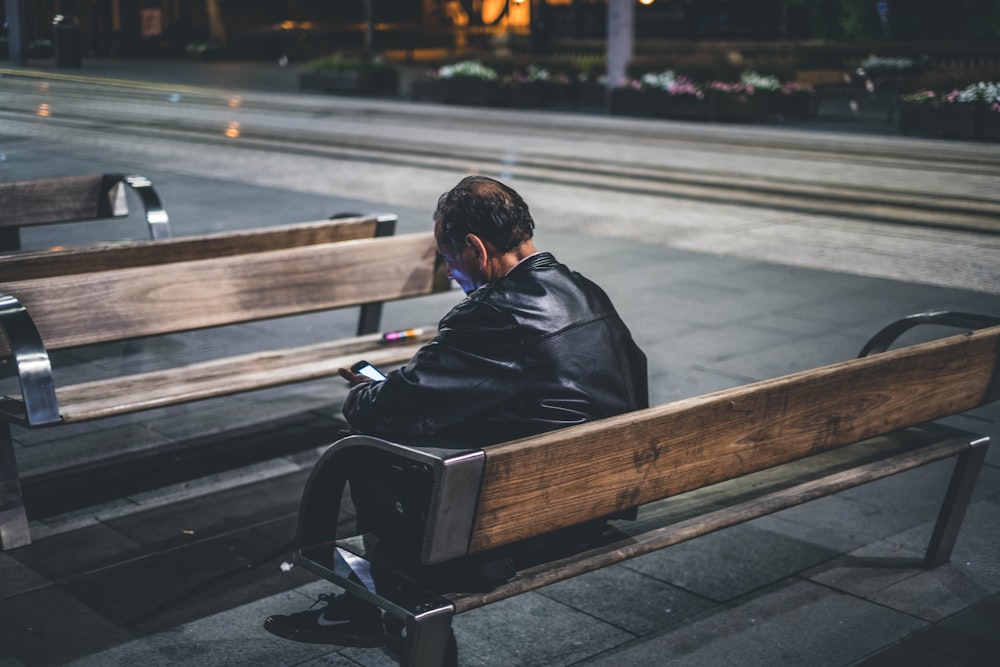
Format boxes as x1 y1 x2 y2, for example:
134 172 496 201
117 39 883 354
434 176 535 252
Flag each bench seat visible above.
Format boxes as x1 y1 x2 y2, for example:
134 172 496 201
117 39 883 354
1 333 432 424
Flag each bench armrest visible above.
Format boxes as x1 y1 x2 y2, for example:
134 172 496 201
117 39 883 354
295 435 484 566
0 294 59 426
860 311 1000 404
113 175 171 240
860 311 1000 356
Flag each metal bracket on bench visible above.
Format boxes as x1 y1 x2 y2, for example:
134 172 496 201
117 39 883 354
0 294 59 426
923 434 990 568
295 435 482 664
355 214 398 335
296 435 485 566
105 174 171 241
329 545 456 667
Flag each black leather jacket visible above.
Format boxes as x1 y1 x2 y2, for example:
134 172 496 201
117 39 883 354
343 252 648 447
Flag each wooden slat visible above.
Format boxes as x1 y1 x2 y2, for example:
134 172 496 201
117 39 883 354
0 216 382 280
450 427 972 612
468 326 1000 553
2 232 443 351
0 176 107 227
29 330 434 422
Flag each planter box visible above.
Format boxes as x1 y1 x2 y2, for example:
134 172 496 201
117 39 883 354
611 88 709 120
708 91 769 122
984 108 1000 142
899 103 984 140
762 92 813 122
437 79 502 106
299 71 399 97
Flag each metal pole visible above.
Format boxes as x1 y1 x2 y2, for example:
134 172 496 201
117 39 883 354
5 0 26 65
364 0 374 57
606 0 635 110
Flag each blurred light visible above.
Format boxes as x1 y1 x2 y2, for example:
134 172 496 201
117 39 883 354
228 96 242 108
225 121 240 138
39 82 50 92
280 20 294 30
37 103 51 117
639 0 654 5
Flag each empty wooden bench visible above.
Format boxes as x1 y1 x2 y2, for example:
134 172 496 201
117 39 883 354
0 214 452 549
295 311 1000 666
0 174 170 251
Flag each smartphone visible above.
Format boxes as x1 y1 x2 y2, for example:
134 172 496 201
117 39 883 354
351 360 387 382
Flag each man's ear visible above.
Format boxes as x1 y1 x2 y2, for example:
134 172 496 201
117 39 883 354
465 234 490 269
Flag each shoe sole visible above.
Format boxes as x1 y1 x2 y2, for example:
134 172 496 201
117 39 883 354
263 617 385 648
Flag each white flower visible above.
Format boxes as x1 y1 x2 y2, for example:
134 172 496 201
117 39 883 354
438 60 498 81
956 81 1000 104
641 70 677 90
740 70 781 91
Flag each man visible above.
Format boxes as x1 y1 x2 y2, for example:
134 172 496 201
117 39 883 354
264 175 647 646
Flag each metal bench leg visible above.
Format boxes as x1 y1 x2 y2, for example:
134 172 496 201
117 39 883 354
0 424 31 550
923 436 989 568
385 602 455 667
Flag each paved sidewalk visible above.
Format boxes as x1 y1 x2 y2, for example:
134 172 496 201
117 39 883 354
0 58 998 667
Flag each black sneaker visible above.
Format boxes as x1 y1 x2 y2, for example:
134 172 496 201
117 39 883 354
263 593 384 647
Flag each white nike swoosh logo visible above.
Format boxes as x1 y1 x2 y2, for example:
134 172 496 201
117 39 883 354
316 615 353 627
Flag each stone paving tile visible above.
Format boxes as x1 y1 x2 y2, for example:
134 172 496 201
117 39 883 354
63 587 337 667
620 522 837 602
753 489 932 554
851 639 972 667
537 564 719 636
447 593 635 667
9 521 143 582
580 579 928 667
835 459 1000 524
698 329 870 381
0 554 49 601
64 516 312 635
902 593 1000 667
803 498 1000 622
0 583 137 666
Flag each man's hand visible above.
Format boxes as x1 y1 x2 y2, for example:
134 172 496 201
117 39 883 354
338 367 374 386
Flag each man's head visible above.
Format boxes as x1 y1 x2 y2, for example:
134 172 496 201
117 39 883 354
434 176 537 293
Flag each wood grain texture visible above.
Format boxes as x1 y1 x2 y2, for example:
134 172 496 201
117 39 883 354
0 176 107 227
450 427 971 611
467 326 1000 553
2 232 443 351
0 216 381 280
39 331 434 421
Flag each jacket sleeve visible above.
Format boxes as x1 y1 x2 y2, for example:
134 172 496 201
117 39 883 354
343 296 525 440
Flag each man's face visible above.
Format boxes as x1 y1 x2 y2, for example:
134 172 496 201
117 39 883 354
435 218 481 294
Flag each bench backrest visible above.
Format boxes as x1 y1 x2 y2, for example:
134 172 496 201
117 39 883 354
467 325 1000 554
0 175 129 228
0 215 392 281
1 231 448 352
0 174 170 251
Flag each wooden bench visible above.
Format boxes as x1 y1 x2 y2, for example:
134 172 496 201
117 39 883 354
0 214 452 549
0 174 170 252
294 311 1000 666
